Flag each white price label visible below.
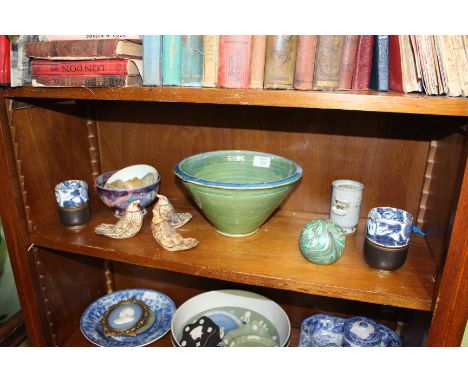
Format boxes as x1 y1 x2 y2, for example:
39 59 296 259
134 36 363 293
253 156 271 168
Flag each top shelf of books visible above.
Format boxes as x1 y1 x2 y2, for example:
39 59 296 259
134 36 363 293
4 86 468 116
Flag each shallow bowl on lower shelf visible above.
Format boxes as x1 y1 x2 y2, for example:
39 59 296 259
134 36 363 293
171 289 291 347
173 150 302 237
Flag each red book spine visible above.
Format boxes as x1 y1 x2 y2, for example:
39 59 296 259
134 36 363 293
218 35 252 88
32 59 132 76
338 35 359 90
389 35 404 93
294 35 317 90
351 35 374 90
0 36 11 85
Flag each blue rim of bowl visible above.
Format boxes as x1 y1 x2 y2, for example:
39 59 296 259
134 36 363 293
173 150 303 190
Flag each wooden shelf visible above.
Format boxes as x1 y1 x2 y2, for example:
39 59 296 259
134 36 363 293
63 325 301 347
30 199 436 311
5 86 468 116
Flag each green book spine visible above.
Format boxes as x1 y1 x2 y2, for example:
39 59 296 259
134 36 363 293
181 35 203 87
162 35 181 86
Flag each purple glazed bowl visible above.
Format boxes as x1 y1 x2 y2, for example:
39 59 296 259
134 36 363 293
95 171 160 217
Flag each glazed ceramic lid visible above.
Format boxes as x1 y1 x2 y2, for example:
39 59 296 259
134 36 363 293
343 316 382 347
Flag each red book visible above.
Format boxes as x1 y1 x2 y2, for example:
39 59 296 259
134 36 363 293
294 35 317 90
218 35 252 88
32 59 142 77
351 35 374 90
0 36 11 85
389 35 404 93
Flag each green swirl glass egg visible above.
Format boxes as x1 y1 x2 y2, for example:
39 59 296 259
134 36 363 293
299 219 346 265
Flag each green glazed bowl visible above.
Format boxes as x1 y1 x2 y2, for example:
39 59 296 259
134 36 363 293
174 150 303 237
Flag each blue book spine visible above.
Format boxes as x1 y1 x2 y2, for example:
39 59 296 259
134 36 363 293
181 35 203 87
143 35 162 86
370 35 389 91
162 35 181 86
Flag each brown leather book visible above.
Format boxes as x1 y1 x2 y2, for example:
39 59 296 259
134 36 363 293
218 35 252 88
250 35 266 89
264 35 298 89
338 35 359 90
293 35 317 90
351 35 374 90
313 35 345 90
25 39 142 59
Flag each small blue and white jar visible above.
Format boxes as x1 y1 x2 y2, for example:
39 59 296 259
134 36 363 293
55 180 89 208
55 180 90 227
366 207 413 248
343 316 382 347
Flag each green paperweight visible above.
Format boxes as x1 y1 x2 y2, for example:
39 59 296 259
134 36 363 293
299 218 346 265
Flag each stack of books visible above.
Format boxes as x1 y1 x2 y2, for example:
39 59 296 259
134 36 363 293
23 35 143 87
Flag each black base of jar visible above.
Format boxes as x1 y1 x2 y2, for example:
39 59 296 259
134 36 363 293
364 239 409 272
58 203 91 227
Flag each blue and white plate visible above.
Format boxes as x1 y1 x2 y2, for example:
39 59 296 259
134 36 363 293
80 288 176 347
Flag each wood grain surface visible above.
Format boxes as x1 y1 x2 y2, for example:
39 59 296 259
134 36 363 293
30 198 436 311
4 86 468 116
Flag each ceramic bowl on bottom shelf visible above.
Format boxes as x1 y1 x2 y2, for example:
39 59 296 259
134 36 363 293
173 150 302 237
95 169 160 217
170 289 291 347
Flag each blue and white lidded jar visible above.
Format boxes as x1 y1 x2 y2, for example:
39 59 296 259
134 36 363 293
343 316 382 347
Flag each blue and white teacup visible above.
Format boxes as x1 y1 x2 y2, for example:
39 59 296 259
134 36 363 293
55 180 89 208
366 207 413 248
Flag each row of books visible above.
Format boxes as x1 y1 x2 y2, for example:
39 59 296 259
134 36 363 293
2 35 468 97
145 35 468 96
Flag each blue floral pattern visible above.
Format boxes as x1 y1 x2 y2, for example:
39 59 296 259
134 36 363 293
366 207 413 247
299 314 401 347
55 180 89 208
299 314 345 347
80 288 175 347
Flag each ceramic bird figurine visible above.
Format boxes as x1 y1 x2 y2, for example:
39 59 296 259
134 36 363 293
95 200 144 239
155 194 192 229
151 202 198 252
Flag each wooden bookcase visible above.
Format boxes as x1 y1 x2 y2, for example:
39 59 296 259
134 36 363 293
0 87 466 346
